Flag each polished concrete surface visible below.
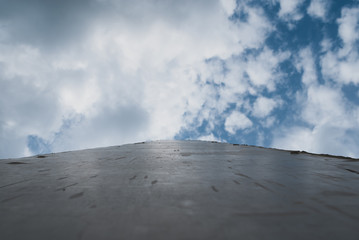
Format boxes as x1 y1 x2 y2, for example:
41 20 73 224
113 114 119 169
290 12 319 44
1 140 359 239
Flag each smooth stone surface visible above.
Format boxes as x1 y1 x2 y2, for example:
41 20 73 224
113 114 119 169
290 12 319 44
1 140 359 240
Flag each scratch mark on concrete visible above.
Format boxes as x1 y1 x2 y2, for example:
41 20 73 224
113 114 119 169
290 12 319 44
0 179 31 189
56 183 78 191
211 186 219 192
255 182 273 192
345 168 359 175
233 180 240 185
7 162 28 165
1 195 22 203
69 192 84 199
235 172 251 179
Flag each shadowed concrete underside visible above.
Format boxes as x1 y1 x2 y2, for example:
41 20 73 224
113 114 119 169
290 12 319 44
1 140 359 239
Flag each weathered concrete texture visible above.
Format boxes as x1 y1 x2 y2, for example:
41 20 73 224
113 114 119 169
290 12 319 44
1 140 359 240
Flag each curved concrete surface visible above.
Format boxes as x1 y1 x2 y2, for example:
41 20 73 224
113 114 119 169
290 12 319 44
1 140 359 239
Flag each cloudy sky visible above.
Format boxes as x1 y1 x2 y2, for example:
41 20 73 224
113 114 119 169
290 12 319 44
1 0 359 159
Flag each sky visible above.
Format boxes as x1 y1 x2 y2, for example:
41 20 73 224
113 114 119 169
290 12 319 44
1 0 359 159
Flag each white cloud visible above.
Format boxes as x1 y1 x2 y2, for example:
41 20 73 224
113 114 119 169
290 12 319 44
273 52 359 157
198 133 223 142
276 0 305 23
225 111 253 134
320 7 359 85
272 126 359 158
235 5 274 48
273 39 359 158
252 96 279 118
220 0 236 16
307 0 329 20
321 51 359 85
0 0 278 158
295 47 318 86
337 7 359 49
301 85 351 127
261 116 276 128
245 47 290 91
270 7 359 157
4 1 357 159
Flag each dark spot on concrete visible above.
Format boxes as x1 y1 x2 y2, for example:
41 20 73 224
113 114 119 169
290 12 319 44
235 172 251 179
57 176 68 180
228 167 232 169
129 175 137 180
135 142 145 144
227 160 232 162
38 168 51 172
233 180 240 185
144 175 148 179
90 204 97 209
181 153 191 157
265 180 285 187
69 192 84 199
151 180 158 185
90 175 98 178
56 183 78 191
37 155 47 158
345 168 359 175
211 186 219 192
116 156 126 160
254 182 273 192
7 161 27 165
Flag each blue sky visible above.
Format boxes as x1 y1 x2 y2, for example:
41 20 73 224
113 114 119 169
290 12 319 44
1 0 359 158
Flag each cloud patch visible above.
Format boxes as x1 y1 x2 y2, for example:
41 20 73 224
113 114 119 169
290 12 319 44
252 97 280 118
1 0 359 158
276 0 305 24
307 0 329 20
225 111 253 135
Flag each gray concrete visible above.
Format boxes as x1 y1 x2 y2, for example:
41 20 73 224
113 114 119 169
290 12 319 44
1 140 359 239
